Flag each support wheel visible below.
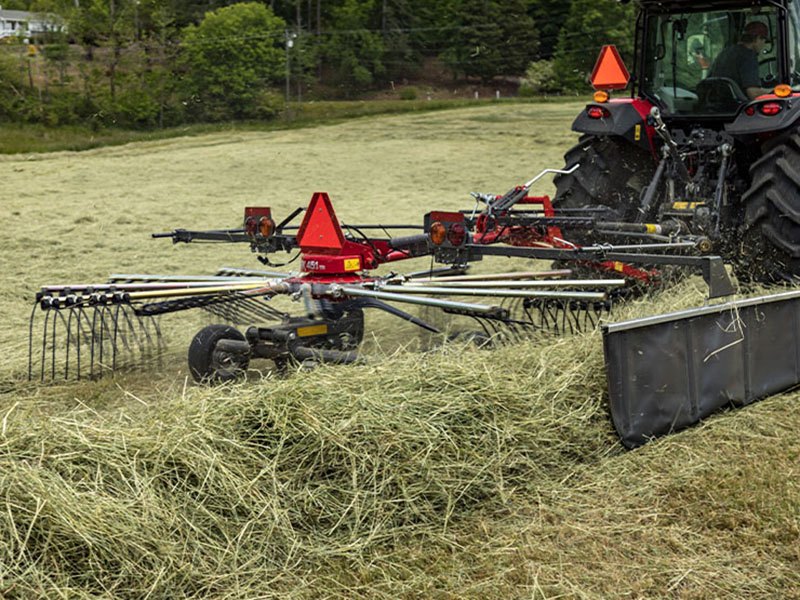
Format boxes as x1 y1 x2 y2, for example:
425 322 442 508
188 325 250 383
740 131 800 282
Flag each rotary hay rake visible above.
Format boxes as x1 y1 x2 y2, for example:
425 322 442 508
31 168 800 447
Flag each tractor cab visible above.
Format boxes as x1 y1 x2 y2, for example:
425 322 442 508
557 0 800 283
637 0 800 119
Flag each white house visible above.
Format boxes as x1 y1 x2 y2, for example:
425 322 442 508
0 7 64 40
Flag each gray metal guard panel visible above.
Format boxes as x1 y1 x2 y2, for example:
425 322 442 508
603 290 800 448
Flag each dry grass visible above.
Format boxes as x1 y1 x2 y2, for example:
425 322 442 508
0 101 798 598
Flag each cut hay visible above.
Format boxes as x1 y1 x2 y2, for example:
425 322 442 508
0 328 616 597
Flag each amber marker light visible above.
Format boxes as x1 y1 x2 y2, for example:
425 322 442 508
593 90 609 103
258 216 275 237
429 221 447 246
774 84 792 98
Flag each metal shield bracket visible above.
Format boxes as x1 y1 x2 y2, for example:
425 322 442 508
603 290 800 448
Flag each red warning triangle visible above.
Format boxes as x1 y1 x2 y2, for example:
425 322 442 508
296 192 345 252
590 45 630 91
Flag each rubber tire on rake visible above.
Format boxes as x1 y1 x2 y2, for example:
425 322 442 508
740 127 800 282
188 324 250 383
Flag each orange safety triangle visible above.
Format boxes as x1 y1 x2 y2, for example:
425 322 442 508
591 45 630 91
296 192 345 251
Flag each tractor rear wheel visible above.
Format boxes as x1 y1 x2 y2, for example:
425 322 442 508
554 136 653 227
740 131 800 282
188 324 250 383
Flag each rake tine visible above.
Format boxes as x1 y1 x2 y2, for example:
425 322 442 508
112 304 122 372
562 302 575 335
238 297 286 322
51 308 63 380
65 307 77 380
97 305 116 374
135 311 153 352
119 304 141 353
90 306 99 379
77 306 96 366
206 300 241 324
470 315 492 339
74 306 85 380
28 302 38 381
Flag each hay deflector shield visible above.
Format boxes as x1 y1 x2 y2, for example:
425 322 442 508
603 290 800 448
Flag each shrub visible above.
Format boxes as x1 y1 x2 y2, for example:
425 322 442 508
519 60 560 96
399 86 418 100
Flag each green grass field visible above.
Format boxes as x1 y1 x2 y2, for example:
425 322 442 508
1 102 799 598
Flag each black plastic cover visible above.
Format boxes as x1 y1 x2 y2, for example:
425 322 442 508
603 291 800 448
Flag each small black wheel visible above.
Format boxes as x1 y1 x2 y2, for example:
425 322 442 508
188 325 250 383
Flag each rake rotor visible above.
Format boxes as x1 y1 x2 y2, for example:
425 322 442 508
28 175 736 383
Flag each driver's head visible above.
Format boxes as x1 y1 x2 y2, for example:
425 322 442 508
742 22 770 51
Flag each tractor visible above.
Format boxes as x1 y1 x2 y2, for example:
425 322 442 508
555 0 800 281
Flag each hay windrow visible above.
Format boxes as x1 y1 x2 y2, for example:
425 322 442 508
0 327 619 596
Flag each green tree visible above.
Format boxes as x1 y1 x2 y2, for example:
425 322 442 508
552 0 636 92
440 0 538 83
181 2 286 119
321 0 385 91
529 0 571 60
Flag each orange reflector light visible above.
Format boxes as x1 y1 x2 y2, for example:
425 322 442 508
447 222 467 247
245 216 258 237
774 84 792 98
760 102 783 116
590 45 630 91
258 216 274 237
296 192 346 252
593 90 609 103
430 221 447 246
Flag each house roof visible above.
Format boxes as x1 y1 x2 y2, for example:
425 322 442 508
0 9 36 21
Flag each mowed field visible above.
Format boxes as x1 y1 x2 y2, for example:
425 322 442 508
0 102 799 598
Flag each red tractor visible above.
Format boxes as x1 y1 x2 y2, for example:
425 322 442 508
555 0 800 281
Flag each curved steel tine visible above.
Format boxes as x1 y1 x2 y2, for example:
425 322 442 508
28 302 38 381
65 307 76 379
135 312 153 351
112 304 122 372
90 306 99 378
51 309 60 380
84 306 99 372
118 304 140 354
75 306 85 379
54 309 73 379
40 308 53 382
97 305 113 374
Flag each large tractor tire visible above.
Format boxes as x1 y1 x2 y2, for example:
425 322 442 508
554 136 654 224
740 131 800 282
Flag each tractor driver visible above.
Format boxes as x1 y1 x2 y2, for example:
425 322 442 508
708 21 772 100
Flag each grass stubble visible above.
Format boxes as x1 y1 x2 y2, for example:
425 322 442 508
0 102 798 598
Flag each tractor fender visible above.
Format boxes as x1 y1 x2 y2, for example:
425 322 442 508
727 96 800 137
572 98 656 154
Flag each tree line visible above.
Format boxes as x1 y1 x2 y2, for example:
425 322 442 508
0 0 635 128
